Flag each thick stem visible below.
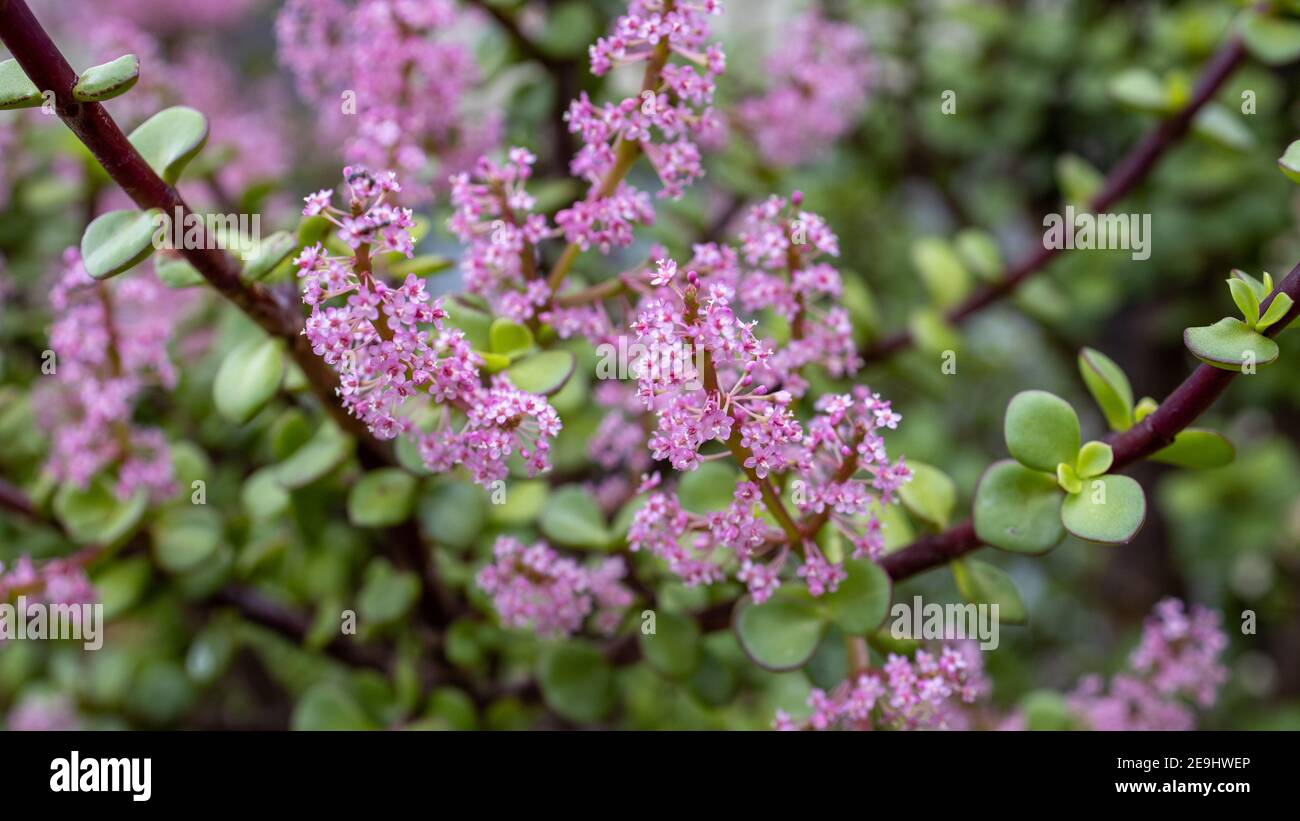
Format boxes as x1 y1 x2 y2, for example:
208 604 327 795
880 260 1300 582
0 0 390 464
858 34 1247 364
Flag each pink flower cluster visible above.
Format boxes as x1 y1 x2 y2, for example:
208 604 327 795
0 555 96 606
1066 598 1228 731
36 250 188 502
737 12 876 168
277 0 498 204
448 149 554 322
559 0 726 250
624 239 907 600
297 167 561 486
776 643 989 731
476 537 633 637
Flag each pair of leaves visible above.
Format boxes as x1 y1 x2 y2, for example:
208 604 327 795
734 560 892 671
79 107 210 280
450 309 577 396
1 54 139 108
974 391 1147 551
1078 347 1234 469
1184 271 1290 371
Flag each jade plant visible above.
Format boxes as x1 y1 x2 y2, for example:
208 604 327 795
2 0 1299 736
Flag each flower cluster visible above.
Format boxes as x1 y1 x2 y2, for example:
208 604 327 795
559 0 726 250
476 537 633 637
775 643 989 731
624 242 907 601
277 0 498 204
35 250 189 502
1066 598 1228 731
297 167 561 486
738 11 876 168
0 555 96 606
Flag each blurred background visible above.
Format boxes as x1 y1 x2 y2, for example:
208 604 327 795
1 0 1299 730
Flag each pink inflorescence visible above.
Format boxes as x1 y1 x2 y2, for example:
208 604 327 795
277 0 498 204
476 537 633 637
623 230 907 601
0 555 96 606
36 249 189 503
775 642 989 731
296 167 562 486
1066 598 1228 731
737 11 876 168
559 0 726 251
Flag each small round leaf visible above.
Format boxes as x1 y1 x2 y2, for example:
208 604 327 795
488 318 535 359
241 230 298 281
898 460 956 529
1078 347 1133 431
1004 390 1081 472
72 54 139 103
538 640 615 723
1184 318 1279 370
973 460 1065 554
505 350 576 395
638 609 701 678
348 469 417 527
1061 474 1146 545
213 337 284 425
951 558 1027 625
0 58 42 109
154 255 204 288
1149 428 1235 470
734 588 829 672
539 485 612 549
822 558 892 636
127 106 209 184
81 209 161 280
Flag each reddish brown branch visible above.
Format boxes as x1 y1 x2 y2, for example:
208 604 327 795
881 260 1300 582
0 0 390 464
859 34 1248 364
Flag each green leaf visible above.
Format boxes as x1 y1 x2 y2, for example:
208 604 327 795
1076 440 1114 479
417 480 486 549
1056 154 1103 206
389 255 453 278
154 254 203 288
488 318 535 359
272 422 353 489
292 683 379 730
538 640 615 723
241 467 290 520
1078 347 1134 431
821 558 892 635
487 479 548 526
678 461 740 514
951 558 1027 625
443 299 492 350
1108 68 1174 114
151 507 221 573
1192 103 1254 151
734 588 828 671
1256 293 1294 333
1233 270 1272 303
954 229 1003 281
973 460 1066 554
1056 462 1082 495
0 58 42 109
477 351 512 373
1021 690 1075 730
53 479 146 546
907 308 961 356
127 106 209 184
1184 317 1279 370
1149 428 1235 469
357 558 420 625
81 209 161 279
72 54 139 103
241 230 298 281
638 610 701 678
348 469 417 527
505 350 576 395
213 337 283 425
1061 474 1146 544
911 237 971 309
897 460 956 529
1240 11 1300 66
1004 390 1081 472
1278 139 1300 184
1228 277 1261 325
539 485 613 549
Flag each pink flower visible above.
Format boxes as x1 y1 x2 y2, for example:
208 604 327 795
477 537 632 637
